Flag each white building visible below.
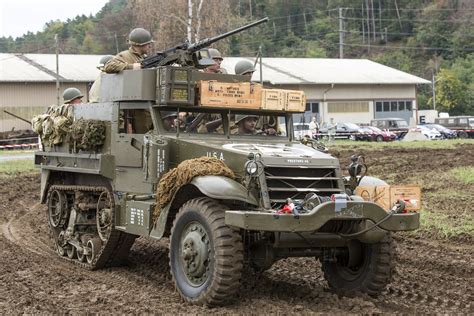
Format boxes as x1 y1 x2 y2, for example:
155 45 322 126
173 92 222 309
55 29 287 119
0 53 429 132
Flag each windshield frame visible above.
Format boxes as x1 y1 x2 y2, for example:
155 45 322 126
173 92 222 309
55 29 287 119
152 106 294 141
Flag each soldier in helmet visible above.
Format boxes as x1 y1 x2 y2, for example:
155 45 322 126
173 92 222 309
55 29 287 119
234 114 259 135
235 59 255 77
161 111 179 132
63 88 83 105
89 55 114 102
104 28 154 73
204 48 227 74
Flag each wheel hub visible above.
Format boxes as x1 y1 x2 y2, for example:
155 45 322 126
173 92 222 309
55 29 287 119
181 223 210 286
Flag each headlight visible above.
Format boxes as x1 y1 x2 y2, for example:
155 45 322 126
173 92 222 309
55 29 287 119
245 160 259 176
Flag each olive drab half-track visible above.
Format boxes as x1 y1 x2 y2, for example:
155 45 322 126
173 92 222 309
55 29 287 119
34 18 419 306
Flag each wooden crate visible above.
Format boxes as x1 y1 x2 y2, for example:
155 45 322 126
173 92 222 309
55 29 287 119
355 185 391 210
355 184 421 211
198 81 262 109
390 185 421 211
285 90 306 112
261 89 285 111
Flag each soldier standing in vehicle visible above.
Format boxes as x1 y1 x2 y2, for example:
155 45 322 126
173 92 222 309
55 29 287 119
234 59 255 77
203 48 227 74
89 55 114 102
104 28 154 73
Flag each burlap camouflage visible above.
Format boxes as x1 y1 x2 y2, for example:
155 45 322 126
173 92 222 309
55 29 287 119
68 118 106 152
31 104 106 151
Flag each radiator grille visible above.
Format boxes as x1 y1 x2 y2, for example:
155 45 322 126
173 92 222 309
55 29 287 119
264 166 343 204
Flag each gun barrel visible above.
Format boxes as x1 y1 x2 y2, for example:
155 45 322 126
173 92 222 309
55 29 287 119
3 110 31 125
189 17 269 52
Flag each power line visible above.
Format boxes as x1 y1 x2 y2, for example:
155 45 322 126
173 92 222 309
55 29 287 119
342 42 474 52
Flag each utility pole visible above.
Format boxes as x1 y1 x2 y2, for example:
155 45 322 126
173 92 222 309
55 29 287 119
339 7 344 58
55 34 60 105
114 32 119 54
432 70 436 110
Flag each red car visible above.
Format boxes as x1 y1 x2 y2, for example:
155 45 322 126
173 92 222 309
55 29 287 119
358 126 397 142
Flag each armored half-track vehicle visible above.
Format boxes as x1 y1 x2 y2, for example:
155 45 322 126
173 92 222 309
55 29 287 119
34 19 419 306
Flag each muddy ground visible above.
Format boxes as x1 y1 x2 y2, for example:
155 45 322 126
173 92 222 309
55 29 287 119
1 144 473 313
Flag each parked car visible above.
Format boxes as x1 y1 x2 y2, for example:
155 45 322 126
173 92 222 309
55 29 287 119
423 124 457 139
434 116 474 138
358 126 397 142
293 123 311 140
320 122 362 140
417 125 442 140
370 118 409 139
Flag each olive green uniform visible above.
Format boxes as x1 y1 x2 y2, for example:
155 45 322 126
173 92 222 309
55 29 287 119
104 47 144 73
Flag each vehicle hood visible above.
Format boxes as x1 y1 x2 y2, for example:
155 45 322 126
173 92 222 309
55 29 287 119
170 139 341 175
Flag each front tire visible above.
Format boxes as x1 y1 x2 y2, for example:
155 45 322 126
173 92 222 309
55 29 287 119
169 197 243 306
321 234 395 296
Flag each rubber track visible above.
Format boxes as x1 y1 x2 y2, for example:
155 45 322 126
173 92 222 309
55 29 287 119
170 197 244 306
47 185 135 270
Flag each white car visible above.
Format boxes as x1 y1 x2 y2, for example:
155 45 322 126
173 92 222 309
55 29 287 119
417 125 442 140
293 123 311 140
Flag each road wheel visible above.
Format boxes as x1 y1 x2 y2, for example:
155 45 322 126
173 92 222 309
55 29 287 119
458 131 468 139
376 135 384 142
321 234 395 296
169 197 243 306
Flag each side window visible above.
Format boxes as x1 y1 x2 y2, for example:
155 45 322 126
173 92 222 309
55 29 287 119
119 109 153 134
192 113 224 134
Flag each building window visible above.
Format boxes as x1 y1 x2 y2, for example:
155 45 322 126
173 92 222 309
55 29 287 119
375 100 414 112
327 101 369 113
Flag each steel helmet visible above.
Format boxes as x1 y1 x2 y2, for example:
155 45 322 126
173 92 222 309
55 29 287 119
128 28 154 46
208 48 223 60
98 55 114 69
235 114 258 124
235 60 255 75
161 111 177 119
63 88 83 103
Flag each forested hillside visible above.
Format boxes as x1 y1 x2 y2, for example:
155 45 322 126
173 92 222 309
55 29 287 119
1 0 472 114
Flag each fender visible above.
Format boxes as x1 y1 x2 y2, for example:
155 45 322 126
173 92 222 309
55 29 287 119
189 175 259 205
40 169 51 203
149 175 258 240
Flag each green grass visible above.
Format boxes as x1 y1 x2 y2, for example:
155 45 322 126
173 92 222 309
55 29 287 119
324 138 474 150
0 149 35 156
0 159 37 177
450 167 474 184
419 209 474 239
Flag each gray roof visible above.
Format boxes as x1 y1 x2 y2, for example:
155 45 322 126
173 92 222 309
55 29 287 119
0 53 429 85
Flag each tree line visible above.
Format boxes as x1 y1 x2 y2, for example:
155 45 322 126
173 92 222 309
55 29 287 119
0 0 472 115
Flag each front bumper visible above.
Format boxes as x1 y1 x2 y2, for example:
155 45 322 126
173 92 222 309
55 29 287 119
225 201 420 232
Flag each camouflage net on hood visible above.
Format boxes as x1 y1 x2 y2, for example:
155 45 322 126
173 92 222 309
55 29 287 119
154 157 235 219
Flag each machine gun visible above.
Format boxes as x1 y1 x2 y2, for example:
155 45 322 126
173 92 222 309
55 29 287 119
3 110 31 125
141 17 268 69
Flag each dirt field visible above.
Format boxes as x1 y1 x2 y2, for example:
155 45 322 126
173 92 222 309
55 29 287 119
1 144 473 313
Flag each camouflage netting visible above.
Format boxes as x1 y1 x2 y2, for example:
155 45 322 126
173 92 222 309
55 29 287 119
68 119 106 152
154 157 235 220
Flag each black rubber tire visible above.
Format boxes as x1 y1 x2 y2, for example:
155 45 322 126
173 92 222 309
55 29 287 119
376 135 384 142
458 131 468 139
169 197 243 306
321 234 395 296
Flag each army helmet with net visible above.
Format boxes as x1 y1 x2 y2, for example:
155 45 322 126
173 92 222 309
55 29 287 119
128 28 154 46
235 114 258 124
98 55 114 69
63 88 83 103
208 48 223 60
235 60 255 75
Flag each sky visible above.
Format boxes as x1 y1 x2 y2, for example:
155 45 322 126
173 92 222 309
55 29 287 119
0 0 110 39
